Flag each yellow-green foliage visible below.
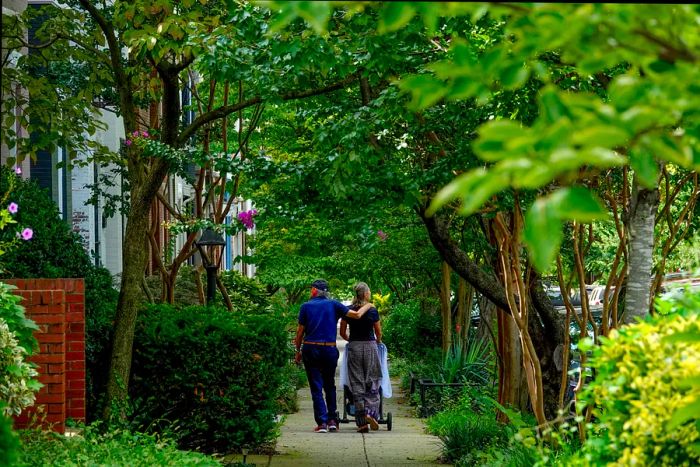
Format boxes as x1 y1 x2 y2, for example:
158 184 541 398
372 292 391 316
579 306 700 466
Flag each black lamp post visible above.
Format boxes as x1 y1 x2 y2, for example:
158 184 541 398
195 227 226 305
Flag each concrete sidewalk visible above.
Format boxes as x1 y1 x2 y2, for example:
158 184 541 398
226 339 447 466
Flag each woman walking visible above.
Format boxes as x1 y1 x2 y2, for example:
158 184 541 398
340 282 383 433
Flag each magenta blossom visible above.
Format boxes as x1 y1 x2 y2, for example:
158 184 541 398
377 230 387 241
237 209 258 230
8 202 18 214
141 130 149 138
21 228 33 240
15 166 22 175
125 139 133 146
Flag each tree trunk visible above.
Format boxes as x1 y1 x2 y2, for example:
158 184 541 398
496 308 529 418
105 193 151 417
418 208 565 419
456 278 471 345
623 173 660 324
440 261 452 353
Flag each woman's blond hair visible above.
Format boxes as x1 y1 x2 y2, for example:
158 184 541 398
351 282 370 307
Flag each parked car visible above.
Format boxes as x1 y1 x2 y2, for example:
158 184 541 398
547 287 582 307
588 285 615 307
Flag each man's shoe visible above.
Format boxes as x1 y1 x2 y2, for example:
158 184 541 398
314 424 328 433
366 415 379 431
328 420 338 432
357 424 369 433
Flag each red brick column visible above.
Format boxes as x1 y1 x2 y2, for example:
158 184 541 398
6 279 85 433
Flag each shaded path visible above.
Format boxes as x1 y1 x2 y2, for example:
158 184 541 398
227 339 447 466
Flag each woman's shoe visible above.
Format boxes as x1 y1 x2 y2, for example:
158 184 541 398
366 415 379 431
357 424 369 433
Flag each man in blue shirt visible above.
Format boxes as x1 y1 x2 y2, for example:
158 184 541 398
294 279 373 433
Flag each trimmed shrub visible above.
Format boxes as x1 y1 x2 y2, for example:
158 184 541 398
129 304 290 453
577 291 700 466
19 424 221 466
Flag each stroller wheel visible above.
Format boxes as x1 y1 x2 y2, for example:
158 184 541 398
386 412 392 431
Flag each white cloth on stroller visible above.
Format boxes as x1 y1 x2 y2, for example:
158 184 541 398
340 342 392 398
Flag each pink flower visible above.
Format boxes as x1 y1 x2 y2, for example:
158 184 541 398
132 130 140 137
8 202 18 214
21 228 33 240
125 139 132 146
15 166 22 175
141 131 149 138
377 230 387 241
237 209 258 229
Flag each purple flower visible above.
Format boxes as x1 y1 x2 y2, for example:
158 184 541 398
132 130 140 137
141 131 149 138
15 166 22 175
21 228 33 240
125 139 133 146
8 202 18 214
237 209 258 230
377 230 387 241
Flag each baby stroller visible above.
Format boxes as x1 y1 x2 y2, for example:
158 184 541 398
337 342 393 431
338 385 392 430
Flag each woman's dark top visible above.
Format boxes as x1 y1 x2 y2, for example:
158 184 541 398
342 304 380 341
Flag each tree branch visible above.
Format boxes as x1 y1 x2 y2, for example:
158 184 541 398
177 73 357 146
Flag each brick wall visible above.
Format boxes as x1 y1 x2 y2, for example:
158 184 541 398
6 278 85 433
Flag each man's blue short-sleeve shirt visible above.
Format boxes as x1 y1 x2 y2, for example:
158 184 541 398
298 297 349 342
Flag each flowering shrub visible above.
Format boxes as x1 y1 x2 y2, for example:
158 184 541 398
0 318 41 416
577 293 700 466
0 171 33 262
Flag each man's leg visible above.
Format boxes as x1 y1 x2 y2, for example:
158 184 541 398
320 347 340 421
302 347 328 428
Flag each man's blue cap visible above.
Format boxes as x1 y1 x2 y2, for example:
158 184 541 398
311 279 329 291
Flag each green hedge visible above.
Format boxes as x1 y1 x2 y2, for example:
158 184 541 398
129 304 290 452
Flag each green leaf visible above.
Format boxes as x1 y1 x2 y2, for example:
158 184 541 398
458 170 509 216
397 74 447 110
540 88 571 125
644 134 693 168
296 1 332 34
427 168 508 217
378 2 416 33
662 331 700 344
474 120 530 161
524 197 563 272
571 126 630 148
620 106 664 133
448 76 483 100
524 187 608 272
667 397 700 429
578 147 627 168
550 187 608 222
629 148 660 188
500 62 529 89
